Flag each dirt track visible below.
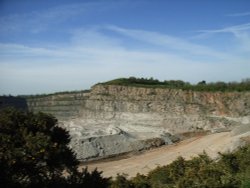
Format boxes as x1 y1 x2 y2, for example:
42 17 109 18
81 132 233 178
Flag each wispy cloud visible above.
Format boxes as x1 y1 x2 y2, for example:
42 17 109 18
105 25 228 59
0 43 62 57
198 23 250 34
1 1 250 95
1 24 250 95
197 23 250 52
227 12 250 17
0 1 112 33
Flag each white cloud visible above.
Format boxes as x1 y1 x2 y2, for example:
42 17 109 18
1 1 250 95
198 23 250 34
0 1 113 33
227 12 250 17
105 25 228 59
197 23 250 52
1 25 250 95
0 43 63 57
70 27 123 49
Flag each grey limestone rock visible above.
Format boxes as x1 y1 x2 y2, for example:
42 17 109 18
24 85 250 160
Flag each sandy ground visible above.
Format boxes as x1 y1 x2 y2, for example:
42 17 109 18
80 132 235 178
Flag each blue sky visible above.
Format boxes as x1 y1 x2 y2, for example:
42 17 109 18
0 0 250 95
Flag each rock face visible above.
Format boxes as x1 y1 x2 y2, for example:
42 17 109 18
26 85 250 160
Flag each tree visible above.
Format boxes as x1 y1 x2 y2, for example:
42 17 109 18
198 80 206 85
131 174 150 188
110 174 133 188
0 108 109 187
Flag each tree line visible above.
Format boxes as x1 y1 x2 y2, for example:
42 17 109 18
102 77 250 92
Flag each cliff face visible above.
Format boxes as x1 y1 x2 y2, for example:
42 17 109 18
27 85 250 130
27 92 89 119
25 85 250 160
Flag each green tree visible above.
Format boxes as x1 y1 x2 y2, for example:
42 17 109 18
0 108 109 187
131 174 150 188
110 174 134 188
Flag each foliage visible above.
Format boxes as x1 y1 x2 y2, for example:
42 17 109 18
131 174 150 188
0 108 110 187
110 174 134 188
100 77 250 92
109 147 250 188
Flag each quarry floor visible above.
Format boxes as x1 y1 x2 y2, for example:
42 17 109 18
80 132 239 178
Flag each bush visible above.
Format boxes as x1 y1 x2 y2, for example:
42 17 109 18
0 108 110 187
128 147 250 187
101 77 250 92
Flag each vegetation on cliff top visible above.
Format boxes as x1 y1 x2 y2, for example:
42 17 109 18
101 77 250 92
1 108 250 187
4 77 248 98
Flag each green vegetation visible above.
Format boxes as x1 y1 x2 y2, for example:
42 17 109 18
0 108 109 187
100 77 250 92
112 148 250 188
1 108 249 187
8 78 249 99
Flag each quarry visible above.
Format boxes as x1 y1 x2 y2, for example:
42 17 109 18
21 82 250 163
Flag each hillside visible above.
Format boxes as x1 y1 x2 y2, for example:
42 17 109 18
1 79 250 161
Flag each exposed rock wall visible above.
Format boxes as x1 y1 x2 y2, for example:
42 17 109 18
27 85 250 122
90 85 249 116
79 85 250 132
25 85 250 160
26 92 89 119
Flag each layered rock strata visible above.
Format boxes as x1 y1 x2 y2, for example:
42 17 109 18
26 85 250 160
